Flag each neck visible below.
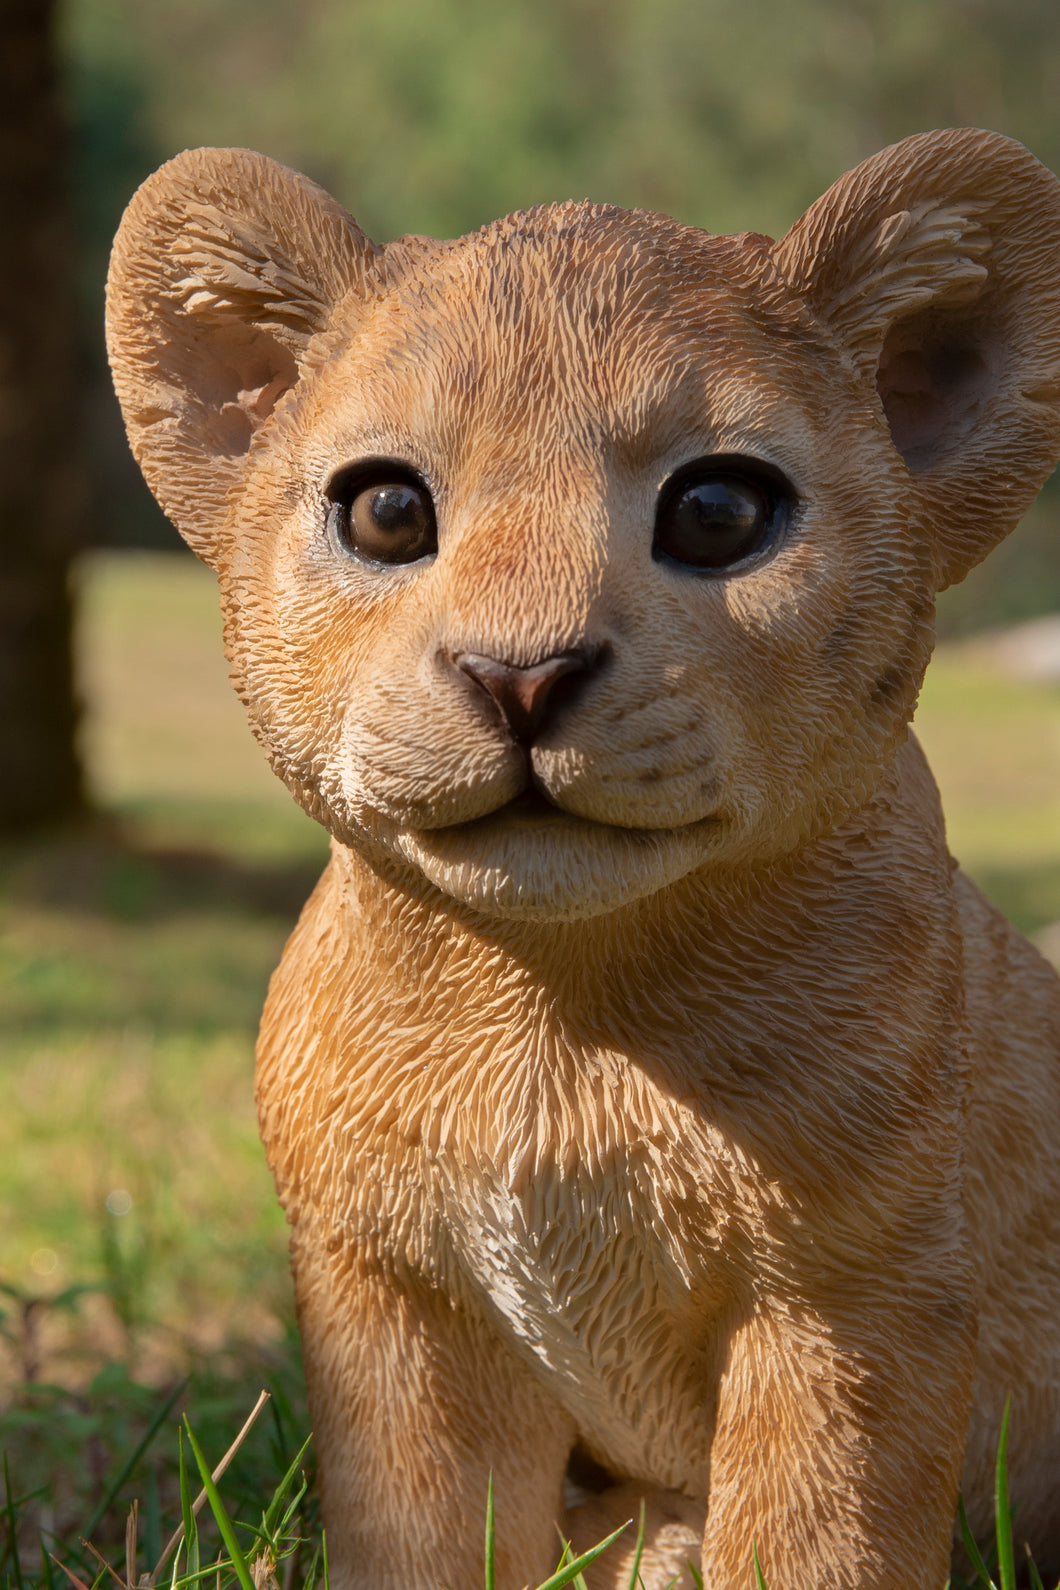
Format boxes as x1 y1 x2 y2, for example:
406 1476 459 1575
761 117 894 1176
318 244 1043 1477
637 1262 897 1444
324 737 948 1038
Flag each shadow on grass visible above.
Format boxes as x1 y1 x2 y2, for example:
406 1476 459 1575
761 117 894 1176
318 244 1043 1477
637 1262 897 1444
9 820 1060 944
0 815 329 1038
0 820 324 925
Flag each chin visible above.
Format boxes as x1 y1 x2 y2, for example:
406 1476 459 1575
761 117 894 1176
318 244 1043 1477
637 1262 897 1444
387 799 721 922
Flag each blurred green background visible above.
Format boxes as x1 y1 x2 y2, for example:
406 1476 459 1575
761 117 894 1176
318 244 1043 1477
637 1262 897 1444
2 0 1060 1527
69 0 1060 630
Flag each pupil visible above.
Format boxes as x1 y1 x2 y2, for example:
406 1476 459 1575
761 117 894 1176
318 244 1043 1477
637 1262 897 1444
370 484 421 531
664 477 764 567
680 481 757 542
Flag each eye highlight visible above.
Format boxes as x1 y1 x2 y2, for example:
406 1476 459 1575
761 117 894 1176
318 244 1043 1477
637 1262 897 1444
653 456 794 572
326 461 438 566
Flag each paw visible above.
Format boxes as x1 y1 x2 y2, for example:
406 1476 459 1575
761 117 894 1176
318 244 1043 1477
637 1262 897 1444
563 1482 705 1590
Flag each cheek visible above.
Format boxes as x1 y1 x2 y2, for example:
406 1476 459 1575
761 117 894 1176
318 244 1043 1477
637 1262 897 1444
633 538 903 822
222 519 422 773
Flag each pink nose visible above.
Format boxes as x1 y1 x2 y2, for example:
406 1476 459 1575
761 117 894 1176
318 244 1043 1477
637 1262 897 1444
453 651 591 743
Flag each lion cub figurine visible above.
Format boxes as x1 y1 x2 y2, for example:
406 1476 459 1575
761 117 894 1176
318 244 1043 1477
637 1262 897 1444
107 128 1060 1589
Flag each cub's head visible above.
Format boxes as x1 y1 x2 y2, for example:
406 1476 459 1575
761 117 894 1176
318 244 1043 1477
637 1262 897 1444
107 130 1060 921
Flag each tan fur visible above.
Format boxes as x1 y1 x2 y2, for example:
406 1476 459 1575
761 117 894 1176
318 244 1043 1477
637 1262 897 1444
106 130 1060 1589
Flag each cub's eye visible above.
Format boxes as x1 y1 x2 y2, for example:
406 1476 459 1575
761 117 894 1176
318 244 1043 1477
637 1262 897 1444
326 463 437 566
653 458 792 572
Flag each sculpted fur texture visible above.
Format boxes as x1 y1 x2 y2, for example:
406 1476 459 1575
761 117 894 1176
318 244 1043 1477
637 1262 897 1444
106 129 1060 1589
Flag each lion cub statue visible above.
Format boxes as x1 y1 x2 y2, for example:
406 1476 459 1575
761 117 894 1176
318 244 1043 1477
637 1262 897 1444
107 128 1060 1589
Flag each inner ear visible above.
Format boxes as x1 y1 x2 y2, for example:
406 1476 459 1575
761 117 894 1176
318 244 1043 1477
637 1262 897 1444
192 318 299 458
876 306 996 470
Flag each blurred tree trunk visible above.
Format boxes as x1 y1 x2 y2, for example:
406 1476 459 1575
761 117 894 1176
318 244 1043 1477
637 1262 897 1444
0 0 85 831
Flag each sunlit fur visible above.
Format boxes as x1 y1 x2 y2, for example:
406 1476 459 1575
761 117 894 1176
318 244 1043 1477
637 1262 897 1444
107 129 1060 1589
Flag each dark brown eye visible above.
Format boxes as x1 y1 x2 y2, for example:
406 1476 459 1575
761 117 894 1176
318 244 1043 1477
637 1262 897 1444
653 459 791 571
327 465 437 565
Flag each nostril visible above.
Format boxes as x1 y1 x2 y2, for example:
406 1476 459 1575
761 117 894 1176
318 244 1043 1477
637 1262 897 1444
453 649 595 743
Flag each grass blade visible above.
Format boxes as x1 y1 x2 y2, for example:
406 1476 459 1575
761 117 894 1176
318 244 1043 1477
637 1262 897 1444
82 1380 186 1544
77 1538 124 1589
4 1454 25 1590
125 1498 139 1590
625 1502 646 1590
183 1421 255 1590
41 1539 58 1590
48 1557 94 1590
484 1473 495 1590
145 1467 162 1570
551 1542 573 1572
179 1429 199 1586
266 1387 291 1476
752 1539 769 1590
265 1477 309 1549
159 1565 233 1590
1024 1545 1045 1590
686 1563 705 1590
261 1434 312 1537
550 1538 590 1590
957 1494 997 1590
551 1540 588 1590
300 1544 321 1590
149 1391 270 1585
532 1521 630 1590
994 1401 1016 1590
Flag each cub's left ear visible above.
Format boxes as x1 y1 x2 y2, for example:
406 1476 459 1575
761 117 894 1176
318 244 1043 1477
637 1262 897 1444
773 128 1060 589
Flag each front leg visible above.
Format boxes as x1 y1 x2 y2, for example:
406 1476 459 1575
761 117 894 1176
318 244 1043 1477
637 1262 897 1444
701 1283 977 1590
291 1224 576 1590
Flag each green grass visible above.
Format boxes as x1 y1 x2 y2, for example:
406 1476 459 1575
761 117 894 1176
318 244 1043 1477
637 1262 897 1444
915 649 1060 938
0 1398 638 1590
2 555 328 1376
2 1405 1053 1590
1 552 328 1576
1 550 1059 1584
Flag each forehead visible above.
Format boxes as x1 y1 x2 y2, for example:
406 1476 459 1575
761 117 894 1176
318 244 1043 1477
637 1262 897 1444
331 204 819 443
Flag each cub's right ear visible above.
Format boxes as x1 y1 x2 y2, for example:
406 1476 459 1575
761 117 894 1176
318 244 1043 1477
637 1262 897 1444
106 147 377 564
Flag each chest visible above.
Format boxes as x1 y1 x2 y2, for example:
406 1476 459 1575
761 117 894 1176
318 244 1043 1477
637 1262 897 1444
275 1031 785 1476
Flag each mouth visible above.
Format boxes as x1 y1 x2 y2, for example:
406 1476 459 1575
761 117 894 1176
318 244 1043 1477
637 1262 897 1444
452 784 579 830
388 780 725 921
437 781 725 838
